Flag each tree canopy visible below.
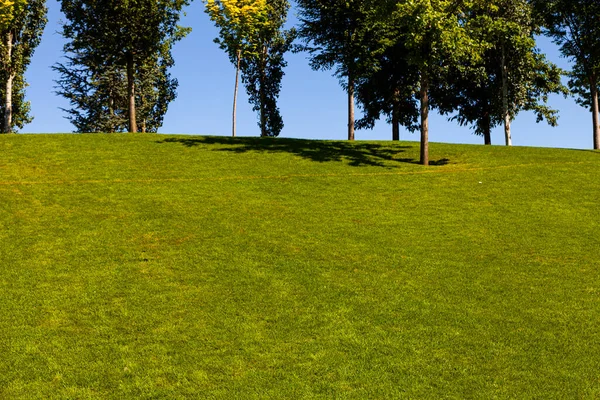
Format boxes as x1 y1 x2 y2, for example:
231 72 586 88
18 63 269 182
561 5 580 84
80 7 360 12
208 0 294 137
57 0 190 132
296 0 376 141
440 0 567 146
536 0 600 149
1 0 47 133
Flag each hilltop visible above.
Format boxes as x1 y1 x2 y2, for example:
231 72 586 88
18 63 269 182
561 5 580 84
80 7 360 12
0 134 598 398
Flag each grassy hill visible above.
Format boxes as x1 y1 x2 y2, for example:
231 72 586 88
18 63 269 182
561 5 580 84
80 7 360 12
0 134 598 398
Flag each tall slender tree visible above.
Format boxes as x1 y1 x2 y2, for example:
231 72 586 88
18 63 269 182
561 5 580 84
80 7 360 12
536 0 600 149
0 0 46 133
205 0 269 137
238 0 294 137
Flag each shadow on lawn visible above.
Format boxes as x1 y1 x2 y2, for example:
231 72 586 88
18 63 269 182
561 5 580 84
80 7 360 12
157 136 449 168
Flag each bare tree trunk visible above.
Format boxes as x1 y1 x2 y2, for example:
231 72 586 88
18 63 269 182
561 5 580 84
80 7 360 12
3 31 13 134
232 48 241 138
348 74 355 141
392 91 400 141
420 73 429 166
502 44 512 146
259 46 267 137
126 52 137 133
590 74 600 150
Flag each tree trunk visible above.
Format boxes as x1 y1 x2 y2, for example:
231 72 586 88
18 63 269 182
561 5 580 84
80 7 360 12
392 92 400 141
3 31 13 134
348 74 355 141
420 73 429 166
126 52 137 133
590 74 600 150
232 48 241 138
140 91 147 133
483 106 491 145
483 121 491 145
259 46 267 137
502 44 512 146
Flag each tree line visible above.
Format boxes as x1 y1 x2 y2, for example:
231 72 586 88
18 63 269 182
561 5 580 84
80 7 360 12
0 0 599 165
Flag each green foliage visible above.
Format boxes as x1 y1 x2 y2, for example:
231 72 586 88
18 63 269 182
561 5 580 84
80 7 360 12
0 0 25 31
536 0 600 148
205 0 269 64
0 134 599 397
206 0 295 137
240 16 295 137
538 0 600 108
353 2 420 135
296 0 375 83
54 45 177 133
538 0 600 78
354 40 420 133
0 0 47 132
392 0 483 75
439 0 567 140
57 0 190 132
389 0 485 163
568 64 600 109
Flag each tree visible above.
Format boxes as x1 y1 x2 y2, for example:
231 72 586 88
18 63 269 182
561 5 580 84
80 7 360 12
392 0 482 165
59 0 190 133
441 0 567 146
536 0 600 149
240 0 295 137
354 1 420 141
354 40 420 141
0 0 47 133
296 0 375 141
55 59 128 133
205 0 269 137
54 44 177 133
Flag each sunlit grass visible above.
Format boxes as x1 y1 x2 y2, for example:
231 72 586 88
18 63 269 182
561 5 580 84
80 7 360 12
0 134 598 398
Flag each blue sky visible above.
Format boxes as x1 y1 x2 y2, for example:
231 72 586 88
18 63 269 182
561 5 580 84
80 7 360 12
23 0 595 149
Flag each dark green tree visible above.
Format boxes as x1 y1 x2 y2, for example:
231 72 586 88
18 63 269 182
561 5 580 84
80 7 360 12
391 0 483 165
0 0 47 133
296 0 375 141
54 45 176 133
354 1 420 141
441 0 567 146
58 0 189 132
536 0 600 149
354 42 420 141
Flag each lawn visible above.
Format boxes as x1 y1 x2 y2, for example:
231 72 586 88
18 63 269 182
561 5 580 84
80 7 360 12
0 134 598 398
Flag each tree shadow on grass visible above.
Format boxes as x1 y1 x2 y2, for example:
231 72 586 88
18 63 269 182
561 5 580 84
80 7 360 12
574 149 600 154
157 136 450 168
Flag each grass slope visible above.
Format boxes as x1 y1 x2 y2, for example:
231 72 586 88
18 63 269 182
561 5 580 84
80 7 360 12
0 134 598 398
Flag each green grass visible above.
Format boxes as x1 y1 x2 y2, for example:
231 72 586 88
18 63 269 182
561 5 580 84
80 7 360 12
0 133 598 398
